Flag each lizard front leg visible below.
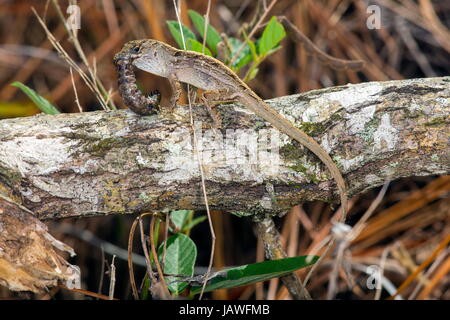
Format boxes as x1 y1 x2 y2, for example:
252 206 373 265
168 76 182 112
201 88 238 128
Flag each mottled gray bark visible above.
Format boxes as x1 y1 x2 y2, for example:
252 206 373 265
1 76 449 294
0 77 449 220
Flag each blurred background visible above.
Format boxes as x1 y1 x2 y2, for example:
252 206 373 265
0 0 448 300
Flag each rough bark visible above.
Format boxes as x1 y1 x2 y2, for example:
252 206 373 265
0 77 449 220
0 76 449 294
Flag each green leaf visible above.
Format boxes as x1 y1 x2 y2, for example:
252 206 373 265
11 82 60 115
264 45 283 57
188 9 222 55
158 234 197 295
228 37 252 69
244 34 258 61
258 16 286 56
140 276 151 300
182 215 207 232
170 210 193 230
166 21 197 49
247 67 259 81
186 39 213 56
190 255 318 295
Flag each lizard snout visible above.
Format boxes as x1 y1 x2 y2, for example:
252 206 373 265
113 52 124 64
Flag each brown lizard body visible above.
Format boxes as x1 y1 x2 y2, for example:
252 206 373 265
114 39 348 216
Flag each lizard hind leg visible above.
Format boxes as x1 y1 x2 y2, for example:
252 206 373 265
201 88 237 128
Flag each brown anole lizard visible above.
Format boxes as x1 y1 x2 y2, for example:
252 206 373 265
114 39 350 217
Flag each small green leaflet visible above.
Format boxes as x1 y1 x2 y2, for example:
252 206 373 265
228 37 252 69
258 16 286 56
170 210 193 230
166 21 197 50
186 39 212 56
182 215 207 232
187 9 222 55
11 82 60 115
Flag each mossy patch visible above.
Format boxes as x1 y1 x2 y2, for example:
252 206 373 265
359 116 381 142
281 143 325 183
423 116 448 127
84 137 124 157
138 191 153 203
288 163 321 184
431 154 440 162
229 211 253 218
297 122 326 137
65 132 125 158
0 163 22 187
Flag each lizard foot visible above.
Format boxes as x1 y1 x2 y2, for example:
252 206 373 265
201 89 237 129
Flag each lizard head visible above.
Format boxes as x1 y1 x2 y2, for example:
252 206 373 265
113 39 148 63
114 39 173 77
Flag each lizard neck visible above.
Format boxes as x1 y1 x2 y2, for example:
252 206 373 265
133 42 174 78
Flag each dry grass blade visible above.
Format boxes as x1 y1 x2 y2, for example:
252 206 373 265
138 217 156 287
149 215 171 299
354 176 450 247
416 254 450 299
31 7 109 110
389 234 450 299
59 286 119 300
229 0 278 65
69 67 82 112
127 216 140 300
409 248 449 299
50 0 116 110
108 255 116 300
279 16 365 70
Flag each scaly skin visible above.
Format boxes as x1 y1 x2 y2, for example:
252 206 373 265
114 39 348 218
114 50 161 115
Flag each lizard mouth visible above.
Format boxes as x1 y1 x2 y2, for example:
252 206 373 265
113 53 125 64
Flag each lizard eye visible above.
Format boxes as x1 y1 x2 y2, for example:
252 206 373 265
131 46 140 54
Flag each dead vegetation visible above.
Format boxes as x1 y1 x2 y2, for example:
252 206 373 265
0 0 449 300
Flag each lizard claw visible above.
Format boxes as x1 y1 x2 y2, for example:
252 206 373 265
147 90 161 104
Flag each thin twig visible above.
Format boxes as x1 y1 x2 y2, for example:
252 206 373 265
162 214 169 270
375 246 391 300
108 255 116 300
229 0 278 65
389 234 450 299
97 245 106 298
172 0 216 300
149 215 171 299
32 7 109 110
408 248 449 299
48 1 116 110
69 67 82 112
202 0 212 53
127 216 140 299
304 182 389 298
139 217 156 287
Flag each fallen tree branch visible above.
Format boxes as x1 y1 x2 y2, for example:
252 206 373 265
0 76 449 294
0 77 449 220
